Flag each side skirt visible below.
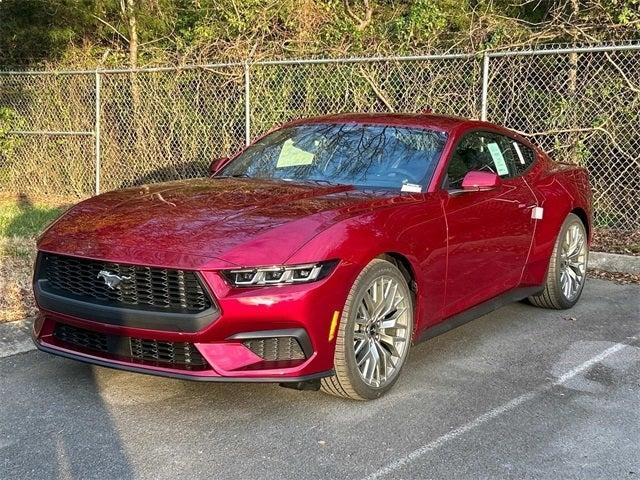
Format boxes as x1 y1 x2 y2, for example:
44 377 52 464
417 286 543 343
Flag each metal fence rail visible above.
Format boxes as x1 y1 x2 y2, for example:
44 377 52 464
0 44 638 229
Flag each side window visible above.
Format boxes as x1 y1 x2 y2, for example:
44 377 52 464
508 140 536 176
445 132 513 189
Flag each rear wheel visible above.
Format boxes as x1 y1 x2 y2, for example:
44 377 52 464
321 259 413 400
529 213 588 309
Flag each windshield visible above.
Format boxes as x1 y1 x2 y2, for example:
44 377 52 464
219 123 448 191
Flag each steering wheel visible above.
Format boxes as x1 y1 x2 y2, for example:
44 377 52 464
386 167 416 179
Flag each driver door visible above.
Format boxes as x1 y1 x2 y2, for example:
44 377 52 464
441 131 537 318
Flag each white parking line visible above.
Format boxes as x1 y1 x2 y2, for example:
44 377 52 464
363 336 638 480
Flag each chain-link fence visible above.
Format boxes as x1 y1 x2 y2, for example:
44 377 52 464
486 46 640 230
99 65 245 192
0 44 638 229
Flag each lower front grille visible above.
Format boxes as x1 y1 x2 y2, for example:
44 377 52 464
55 323 108 353
130 338 203 365
243 337 306 361
53 323 207 368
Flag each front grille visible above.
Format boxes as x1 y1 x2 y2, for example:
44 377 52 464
243 337 306 361
39 253 212 313
53 323 207 368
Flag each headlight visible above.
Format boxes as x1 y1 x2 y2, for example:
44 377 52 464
221 260 338 287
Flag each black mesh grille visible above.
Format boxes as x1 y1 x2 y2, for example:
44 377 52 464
243 337 306 361
130 338 204 365
55 323 108 353
53 323 207 368
40 253 212 313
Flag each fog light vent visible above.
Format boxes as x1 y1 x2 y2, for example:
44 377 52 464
243 337 306 361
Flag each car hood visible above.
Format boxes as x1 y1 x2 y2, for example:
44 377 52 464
38 178 415 269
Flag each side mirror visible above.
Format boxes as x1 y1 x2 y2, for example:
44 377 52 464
461 171 501 191
209 157 229 175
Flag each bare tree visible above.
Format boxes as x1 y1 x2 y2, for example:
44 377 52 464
567 0 579 163
121 0 139 68
120 0 143 151
343 0 373 31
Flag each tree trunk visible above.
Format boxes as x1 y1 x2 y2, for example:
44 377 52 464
124 0 138 68
121 0 143 157
567 0 579 164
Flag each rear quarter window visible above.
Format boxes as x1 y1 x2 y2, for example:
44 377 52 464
508 140 536 176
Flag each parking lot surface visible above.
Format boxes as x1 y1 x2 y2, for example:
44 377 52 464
1 279 638 479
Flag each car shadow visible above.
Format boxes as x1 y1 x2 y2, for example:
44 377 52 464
1 351 135 478
1 193 69 239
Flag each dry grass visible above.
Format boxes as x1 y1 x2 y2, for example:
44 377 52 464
0 237 38 322
592 229 640 256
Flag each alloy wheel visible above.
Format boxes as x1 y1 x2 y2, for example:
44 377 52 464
353 275 411 388
559 223 587 301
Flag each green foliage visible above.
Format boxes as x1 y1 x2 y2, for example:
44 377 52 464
392 0 459 44
596 0 640 28
0 196 67 239
0 108 23 157
0 1 93 66
1 0 638 69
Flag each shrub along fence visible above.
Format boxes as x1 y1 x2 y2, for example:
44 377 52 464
0 43 638 230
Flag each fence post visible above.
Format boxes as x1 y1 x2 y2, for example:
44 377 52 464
94 71 102 195
243 61 251 146
481 52 490 121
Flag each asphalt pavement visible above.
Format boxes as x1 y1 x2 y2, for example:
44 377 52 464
1 278 638 479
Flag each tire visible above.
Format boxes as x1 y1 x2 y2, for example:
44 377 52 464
528 213 588 310
321 258 414 400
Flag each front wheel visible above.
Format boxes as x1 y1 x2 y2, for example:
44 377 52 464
529 213 588 309
321 259 413 400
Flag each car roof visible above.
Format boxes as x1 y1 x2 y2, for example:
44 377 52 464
283 112 478 133
281 113 535 149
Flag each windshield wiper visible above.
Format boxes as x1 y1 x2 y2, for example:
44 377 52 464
216 173 252 178
284 178 348 187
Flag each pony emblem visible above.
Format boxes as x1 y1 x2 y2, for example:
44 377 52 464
97 270 131 290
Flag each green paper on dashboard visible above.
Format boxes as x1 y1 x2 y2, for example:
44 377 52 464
276 139 315 167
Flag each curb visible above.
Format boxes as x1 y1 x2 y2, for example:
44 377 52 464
0 319 35 359
590 252 640 275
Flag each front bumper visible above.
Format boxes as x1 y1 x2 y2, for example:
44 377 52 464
33 260 355 382
32 333 333 383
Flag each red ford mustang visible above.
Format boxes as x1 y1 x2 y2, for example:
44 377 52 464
32 113 592 400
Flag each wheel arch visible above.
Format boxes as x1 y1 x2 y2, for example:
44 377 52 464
378 251 423 342
571 207 591 242
379 252 416 292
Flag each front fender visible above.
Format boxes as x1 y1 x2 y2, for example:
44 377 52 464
286 196 448 335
